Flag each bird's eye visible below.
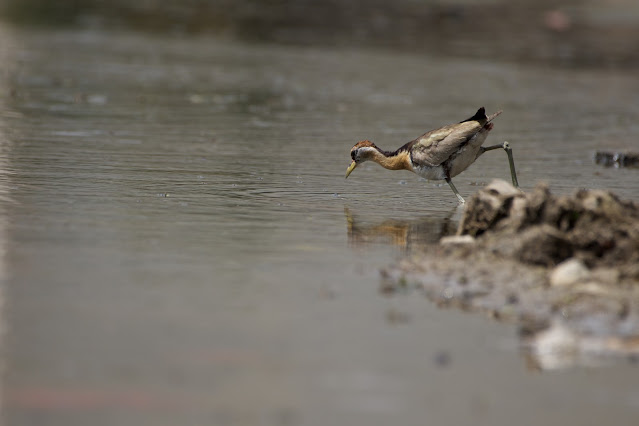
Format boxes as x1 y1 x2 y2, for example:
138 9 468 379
351 151 357 160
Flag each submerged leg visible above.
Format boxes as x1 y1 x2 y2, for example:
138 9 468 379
445 176 465 204
479 141 520 188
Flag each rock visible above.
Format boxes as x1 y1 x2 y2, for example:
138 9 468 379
440 235 475 245
549 258 590 287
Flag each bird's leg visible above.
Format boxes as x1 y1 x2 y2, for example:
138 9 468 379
503 142 520 188
479 141 520 188
445 176 465 204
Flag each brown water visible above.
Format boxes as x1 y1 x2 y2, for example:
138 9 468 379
1 27 639 426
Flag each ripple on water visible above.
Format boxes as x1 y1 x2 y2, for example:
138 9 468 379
3 27 639 426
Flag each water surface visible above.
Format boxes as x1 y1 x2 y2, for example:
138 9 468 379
1 27 639 425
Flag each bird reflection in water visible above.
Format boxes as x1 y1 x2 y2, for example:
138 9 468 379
344 207 459 250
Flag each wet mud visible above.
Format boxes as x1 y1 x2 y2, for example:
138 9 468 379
383 180 639 370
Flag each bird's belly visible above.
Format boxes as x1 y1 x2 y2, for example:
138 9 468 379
412 164 446 181
448 146 482 177
447 131 488 177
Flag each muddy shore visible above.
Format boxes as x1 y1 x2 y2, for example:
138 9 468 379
383 180 639 369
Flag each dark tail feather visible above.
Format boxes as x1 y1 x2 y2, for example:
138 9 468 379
461 107 487 123
461 107 502 123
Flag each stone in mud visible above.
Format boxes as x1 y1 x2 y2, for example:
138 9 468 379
440 235 475 245
549 258 590 287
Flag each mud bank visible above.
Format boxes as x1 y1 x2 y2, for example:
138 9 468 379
383 180 639 370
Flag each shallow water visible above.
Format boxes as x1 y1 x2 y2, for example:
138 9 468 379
1 27 639 425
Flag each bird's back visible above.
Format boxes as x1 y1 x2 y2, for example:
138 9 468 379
410 120 485 168
408 108 502 169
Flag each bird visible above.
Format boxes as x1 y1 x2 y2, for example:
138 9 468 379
345 107 519 203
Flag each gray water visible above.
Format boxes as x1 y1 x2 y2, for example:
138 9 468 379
1 27 639 426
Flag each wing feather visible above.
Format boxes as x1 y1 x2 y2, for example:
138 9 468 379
410 121 484 167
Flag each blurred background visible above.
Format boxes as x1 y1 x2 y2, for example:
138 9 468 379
2 0 639 68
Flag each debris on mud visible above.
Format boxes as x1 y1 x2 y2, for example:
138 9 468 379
383 180 639 370
594 151 639 169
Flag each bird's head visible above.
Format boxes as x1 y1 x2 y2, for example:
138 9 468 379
345 140 378 178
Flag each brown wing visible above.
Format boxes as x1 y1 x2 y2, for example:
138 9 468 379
410 121 484 167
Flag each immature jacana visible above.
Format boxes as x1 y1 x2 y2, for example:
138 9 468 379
345 107 519 203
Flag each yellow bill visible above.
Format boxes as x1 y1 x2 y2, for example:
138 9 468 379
345 161 357 178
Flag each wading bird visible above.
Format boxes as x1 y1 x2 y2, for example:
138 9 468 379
345 107 519 203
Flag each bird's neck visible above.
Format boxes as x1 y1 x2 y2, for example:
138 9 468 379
370 148 412 171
